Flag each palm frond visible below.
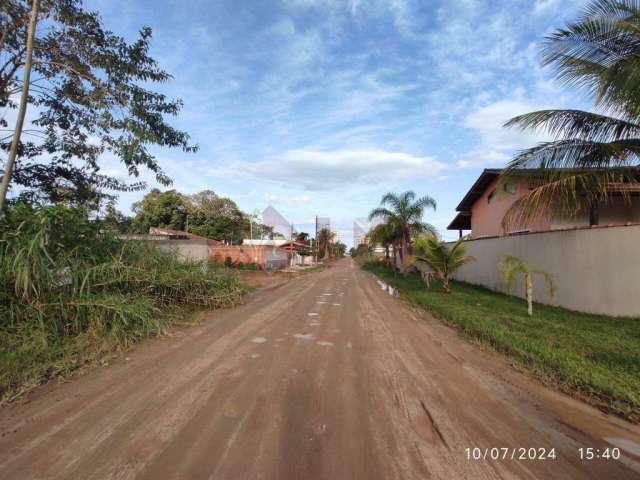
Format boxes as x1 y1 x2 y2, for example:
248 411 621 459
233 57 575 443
531 269 557 297
411 221 439 238
413 195 437 211
368 207 393 221
380 192 401 210
505 138 640 170
498 255 529 292
541 0 640 114
504 109 640 142
501 168 638 229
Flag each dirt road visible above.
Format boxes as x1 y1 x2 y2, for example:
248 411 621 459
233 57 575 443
1 258 639 479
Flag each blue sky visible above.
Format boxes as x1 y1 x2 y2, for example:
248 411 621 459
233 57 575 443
89 0 590 246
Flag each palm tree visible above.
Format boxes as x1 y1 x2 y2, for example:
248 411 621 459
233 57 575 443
498 256 555 316
501 0 640 228
316 227 332 260
368 191 437 265
367 222 397 264
413 235 474 293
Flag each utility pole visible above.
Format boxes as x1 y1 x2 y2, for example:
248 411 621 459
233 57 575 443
290 223 294 267
0 0 39 212
314 215 318 265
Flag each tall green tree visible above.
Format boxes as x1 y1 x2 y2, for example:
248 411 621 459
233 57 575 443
501 0 640 228
316 227 333 260
187 190 247 243
131 189 191 233
0 0 196 208
295 231 310 243
368 191 437 265
331 241 347 258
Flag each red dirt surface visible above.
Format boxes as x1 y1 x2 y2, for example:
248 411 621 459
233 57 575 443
1 258 639 479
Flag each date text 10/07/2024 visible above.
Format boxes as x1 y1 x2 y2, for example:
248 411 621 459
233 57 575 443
465 447 622 461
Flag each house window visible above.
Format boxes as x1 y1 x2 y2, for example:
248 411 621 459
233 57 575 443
487 189 496 204
504 182 516 194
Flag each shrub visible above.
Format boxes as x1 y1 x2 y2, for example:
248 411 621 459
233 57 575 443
0 204 244 401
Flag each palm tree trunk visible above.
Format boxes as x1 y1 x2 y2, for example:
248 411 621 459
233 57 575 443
0 0 39 212
442 275 451 293
526 272 533 316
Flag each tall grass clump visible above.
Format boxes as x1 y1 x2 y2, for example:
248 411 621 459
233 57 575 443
0 203 244 402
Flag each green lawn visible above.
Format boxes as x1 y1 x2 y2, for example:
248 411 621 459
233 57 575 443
362 261 640 422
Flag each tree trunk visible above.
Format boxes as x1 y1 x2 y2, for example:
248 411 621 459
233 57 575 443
400 235 407 269
391 241 397 269
0 0 39 212
442 275 451 293
526 272 533 316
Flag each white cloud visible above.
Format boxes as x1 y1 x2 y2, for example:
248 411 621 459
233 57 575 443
265 193 313 204
456 97 557 170
456 149 511 169
464 99 550 150
533 0 559 14
211 149 445 190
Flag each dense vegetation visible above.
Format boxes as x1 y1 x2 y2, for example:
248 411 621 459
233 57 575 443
1 0 196 209
103 188 273 244
363 261 640 421
0 204 244 402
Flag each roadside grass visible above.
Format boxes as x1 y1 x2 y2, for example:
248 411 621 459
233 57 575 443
362 261 640 422
0 204 246 404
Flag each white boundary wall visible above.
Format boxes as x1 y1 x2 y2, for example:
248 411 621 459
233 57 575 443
451 225 640 317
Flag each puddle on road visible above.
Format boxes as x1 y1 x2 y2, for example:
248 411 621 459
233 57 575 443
307 313 319 317
293 333 315 341
249 353 261 359
310 321 321 326
317 341 334 347
251 337 268 344
376 279 397 297
316 301 327 304
332 303 341 306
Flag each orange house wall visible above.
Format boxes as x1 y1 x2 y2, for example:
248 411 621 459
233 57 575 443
209 245 266 265
470 177 550 238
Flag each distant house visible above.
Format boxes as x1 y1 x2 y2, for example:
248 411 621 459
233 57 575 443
448 169 640 239
148 227 222 243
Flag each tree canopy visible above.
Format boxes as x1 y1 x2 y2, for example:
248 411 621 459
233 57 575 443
130 189 274 244
1 0 196 207
368 190 437 264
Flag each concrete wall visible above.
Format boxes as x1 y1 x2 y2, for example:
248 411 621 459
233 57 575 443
451 225 640 317
154 239 210 262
